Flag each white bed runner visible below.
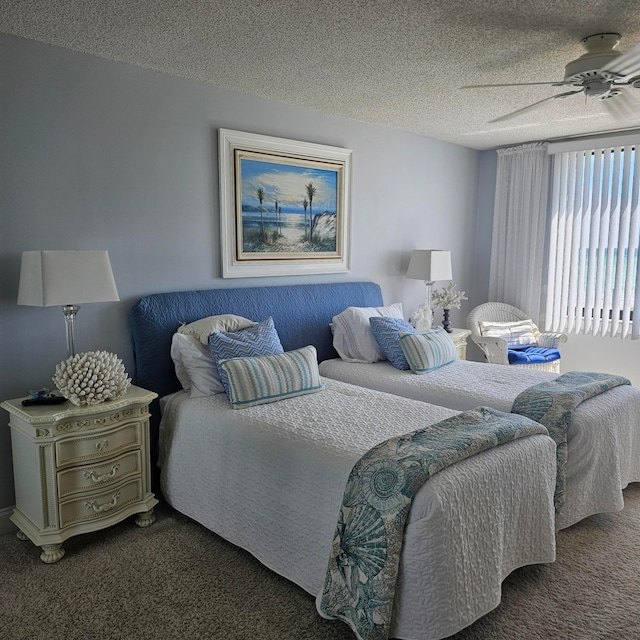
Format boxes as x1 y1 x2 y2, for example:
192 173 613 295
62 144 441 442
159 378 556 640
319 359 640 529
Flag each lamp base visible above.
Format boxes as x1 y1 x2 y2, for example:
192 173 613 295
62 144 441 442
62 305 80 358
442 308 452 333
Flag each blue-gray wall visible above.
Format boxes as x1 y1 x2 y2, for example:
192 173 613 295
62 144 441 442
0 34 480 510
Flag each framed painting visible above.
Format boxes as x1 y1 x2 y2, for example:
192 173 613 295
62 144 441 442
219 128 352 277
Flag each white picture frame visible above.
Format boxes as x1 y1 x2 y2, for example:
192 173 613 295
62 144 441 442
219 128 352 278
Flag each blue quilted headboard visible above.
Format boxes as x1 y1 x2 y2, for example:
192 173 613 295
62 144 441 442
130 281 383 398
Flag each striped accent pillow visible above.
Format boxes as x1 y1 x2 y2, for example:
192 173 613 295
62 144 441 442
399 328 457 374
217 346 324 409
479 320 536 348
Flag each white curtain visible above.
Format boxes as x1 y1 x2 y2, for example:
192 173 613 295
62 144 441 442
489 142 550 322
546 143 640 339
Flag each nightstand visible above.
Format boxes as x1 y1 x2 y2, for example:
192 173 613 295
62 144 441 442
449 328 471 360
1 385 159 563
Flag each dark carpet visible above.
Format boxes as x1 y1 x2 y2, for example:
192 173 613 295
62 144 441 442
1 485 639 640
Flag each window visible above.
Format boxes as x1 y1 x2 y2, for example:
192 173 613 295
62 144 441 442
545 142 639 339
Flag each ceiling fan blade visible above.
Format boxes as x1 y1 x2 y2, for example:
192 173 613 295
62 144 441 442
599 42 640 78
489 90 583 123
462 81 569 88
602 90 639 121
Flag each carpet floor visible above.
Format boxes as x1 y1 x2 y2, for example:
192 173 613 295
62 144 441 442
1 485 639 640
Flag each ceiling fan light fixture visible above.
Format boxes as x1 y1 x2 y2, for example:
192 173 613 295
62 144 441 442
583 79 615 97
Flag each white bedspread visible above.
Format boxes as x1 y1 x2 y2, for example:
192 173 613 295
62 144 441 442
319 359 640 529
159 378 556 640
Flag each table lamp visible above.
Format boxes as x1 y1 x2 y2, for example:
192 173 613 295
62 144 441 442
17 250 120 358
406 249 452 332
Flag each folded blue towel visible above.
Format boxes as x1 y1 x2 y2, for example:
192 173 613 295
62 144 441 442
508 346 561 365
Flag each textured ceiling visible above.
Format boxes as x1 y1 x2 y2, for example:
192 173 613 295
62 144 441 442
2 0 640 150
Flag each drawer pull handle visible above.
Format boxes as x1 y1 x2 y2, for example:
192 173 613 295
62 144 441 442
84 464 120 483
96 440 109 452
84 492 120 514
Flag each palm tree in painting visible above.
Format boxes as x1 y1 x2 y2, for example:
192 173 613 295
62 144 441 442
257 187 265 240
305 182 317 242
302 198 309 239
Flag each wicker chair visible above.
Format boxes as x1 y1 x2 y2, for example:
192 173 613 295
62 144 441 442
466 302 568 373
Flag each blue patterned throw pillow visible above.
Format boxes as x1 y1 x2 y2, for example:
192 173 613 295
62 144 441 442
369 316 417 370
399 328 457 374
209 317 284 397
218 346 324 409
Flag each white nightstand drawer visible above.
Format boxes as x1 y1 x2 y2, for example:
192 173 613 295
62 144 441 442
59 478 143 528
56 422 142 467
57 450 142 499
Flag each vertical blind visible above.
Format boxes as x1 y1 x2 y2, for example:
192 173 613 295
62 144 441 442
545 143 640 339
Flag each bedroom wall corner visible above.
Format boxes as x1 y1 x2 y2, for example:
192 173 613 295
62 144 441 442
467 149 497 362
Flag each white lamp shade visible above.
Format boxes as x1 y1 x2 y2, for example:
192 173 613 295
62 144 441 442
406 250 452 282
18 250 120 307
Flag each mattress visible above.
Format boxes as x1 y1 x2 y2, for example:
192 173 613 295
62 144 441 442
159 377 556 640
319 358 640 529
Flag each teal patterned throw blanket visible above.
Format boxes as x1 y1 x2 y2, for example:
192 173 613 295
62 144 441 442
512 371 630 511
317 406 547 640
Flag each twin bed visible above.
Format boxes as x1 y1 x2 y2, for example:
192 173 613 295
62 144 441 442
320 357 640 530
129 281 639 640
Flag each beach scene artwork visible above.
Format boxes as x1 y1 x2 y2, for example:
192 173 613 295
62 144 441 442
236 154 342 259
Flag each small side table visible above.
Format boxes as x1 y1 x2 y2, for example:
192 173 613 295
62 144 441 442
1 385 158 563
449 328 471 360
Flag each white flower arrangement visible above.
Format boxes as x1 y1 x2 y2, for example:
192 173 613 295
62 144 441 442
432 282 468 310
53 350 131 406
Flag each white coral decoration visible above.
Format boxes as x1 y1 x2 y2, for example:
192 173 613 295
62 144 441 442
53 351 131 406
432 282 468 310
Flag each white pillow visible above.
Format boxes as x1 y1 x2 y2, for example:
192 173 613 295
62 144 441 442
170 333 192 391
178 314 256 345
331 303 404 363
170 333 224 397
479 319 537 348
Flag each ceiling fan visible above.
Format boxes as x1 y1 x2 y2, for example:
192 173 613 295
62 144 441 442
464 33 640 123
